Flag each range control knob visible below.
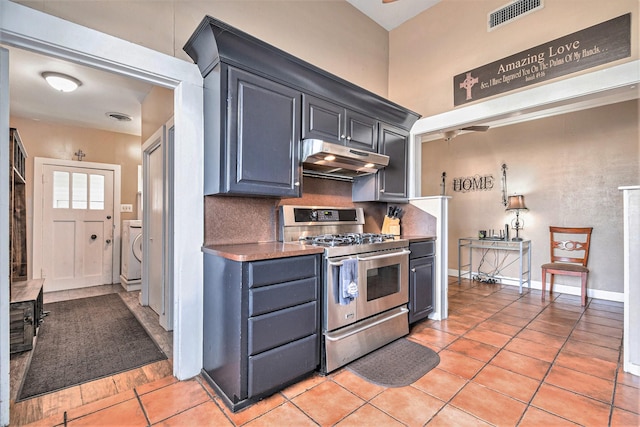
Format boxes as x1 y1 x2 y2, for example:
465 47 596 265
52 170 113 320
310 210 318 221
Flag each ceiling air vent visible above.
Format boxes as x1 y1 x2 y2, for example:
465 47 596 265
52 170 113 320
488 0 543 30
106 112 132 122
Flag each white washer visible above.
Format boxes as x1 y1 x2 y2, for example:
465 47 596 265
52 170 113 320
120 220 142 291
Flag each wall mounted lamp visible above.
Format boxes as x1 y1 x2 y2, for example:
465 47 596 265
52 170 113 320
506 194 528 241
42 71 82 92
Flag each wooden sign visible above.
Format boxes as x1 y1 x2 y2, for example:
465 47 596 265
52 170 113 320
454 13 631 106
452 174 494 193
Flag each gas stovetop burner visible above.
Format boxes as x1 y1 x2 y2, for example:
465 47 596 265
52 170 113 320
300 233 397 247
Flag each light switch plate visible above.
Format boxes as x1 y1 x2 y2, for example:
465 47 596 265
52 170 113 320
121 204 133 212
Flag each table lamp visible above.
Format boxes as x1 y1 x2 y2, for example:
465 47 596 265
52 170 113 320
506 195 528 241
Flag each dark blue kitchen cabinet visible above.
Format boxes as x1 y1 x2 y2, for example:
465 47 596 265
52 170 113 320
202 66 302 197
408 240 435 323
202 253 320 412
302 94 378 152
184 17 420 196
352 123 409 202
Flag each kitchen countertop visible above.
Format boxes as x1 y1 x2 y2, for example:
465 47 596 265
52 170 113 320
203 235 436 262
202 241 325 262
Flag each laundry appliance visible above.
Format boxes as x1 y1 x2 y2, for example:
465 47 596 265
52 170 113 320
120 219 142 291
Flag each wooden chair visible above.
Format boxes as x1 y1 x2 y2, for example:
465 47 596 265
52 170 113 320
541 226 593 306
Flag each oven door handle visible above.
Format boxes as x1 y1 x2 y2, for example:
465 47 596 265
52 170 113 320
356 249 411 262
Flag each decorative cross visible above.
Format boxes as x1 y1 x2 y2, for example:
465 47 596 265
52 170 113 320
74 149 86 161
459 72 478 100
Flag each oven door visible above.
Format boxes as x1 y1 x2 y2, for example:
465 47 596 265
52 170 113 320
356 249 410 321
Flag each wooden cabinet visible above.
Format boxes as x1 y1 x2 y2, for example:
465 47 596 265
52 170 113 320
202 253 320 411
302 95 378 152
408 241 435 323
352 123 410 202
10 279 44 353
203 66 302 197
10 128 27 282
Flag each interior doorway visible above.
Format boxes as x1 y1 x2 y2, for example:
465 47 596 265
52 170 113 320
33 158 120 292
141 120 174 331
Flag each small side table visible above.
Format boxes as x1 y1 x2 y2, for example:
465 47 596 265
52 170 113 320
458 238 532 293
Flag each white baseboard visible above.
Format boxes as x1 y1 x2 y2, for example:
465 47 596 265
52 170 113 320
449 269 624 303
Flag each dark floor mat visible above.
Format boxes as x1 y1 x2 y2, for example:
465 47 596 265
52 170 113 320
346 338 440 387
18 293 166 400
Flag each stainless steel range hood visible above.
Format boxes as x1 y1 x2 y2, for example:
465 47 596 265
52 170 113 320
301 139 389 181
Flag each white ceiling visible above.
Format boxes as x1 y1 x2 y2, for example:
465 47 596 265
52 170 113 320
347 0 441 31
4 44 154 136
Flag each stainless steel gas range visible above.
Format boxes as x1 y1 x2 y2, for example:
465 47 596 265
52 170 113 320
280 205 410 373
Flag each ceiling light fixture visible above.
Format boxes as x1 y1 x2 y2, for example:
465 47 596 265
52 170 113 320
42 71 82 92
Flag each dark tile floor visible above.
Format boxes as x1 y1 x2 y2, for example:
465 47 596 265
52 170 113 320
11 277 640 426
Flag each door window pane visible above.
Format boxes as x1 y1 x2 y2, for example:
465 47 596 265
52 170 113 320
89 174 105 210
72 173 87 209
53 171 69 208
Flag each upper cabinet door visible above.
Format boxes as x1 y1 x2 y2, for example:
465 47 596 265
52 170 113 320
377 123 409 201
303 95 377 152
227 68 302 197
352 123 408 203
302 95 344 144
344 110 377 152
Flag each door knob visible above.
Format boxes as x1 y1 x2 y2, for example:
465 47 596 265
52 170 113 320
106 215 112 219
91 234 97 240
106 239 111 244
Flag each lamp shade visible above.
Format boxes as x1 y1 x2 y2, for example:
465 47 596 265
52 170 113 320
506 195 528 211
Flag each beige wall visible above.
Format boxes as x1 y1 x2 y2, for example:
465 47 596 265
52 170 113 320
421 100 639 294
9 116 143 276
389 0 639 117
142 86 174 143
16 0 390 98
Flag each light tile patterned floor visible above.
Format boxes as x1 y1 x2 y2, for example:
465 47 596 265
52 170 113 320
11 277 640 426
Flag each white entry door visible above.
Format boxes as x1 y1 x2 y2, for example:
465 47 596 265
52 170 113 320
41 164 115 292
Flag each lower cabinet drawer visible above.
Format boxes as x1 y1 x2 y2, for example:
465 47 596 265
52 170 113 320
248 334 318 398
248 301 317 355
409 240 435 259
249 277 317 316
248 255 318 288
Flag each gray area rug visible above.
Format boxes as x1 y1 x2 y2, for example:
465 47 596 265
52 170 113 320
18 293 166 400
347 338 440 387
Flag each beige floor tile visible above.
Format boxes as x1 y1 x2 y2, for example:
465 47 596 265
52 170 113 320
292 381 365 425
335 403 404 426
426 405 493 426
451 382 527 426
140 379 211 424
244 402 317 427
153 401 233 427
370 386 444 426
331 370 386 401
213 391 286 426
